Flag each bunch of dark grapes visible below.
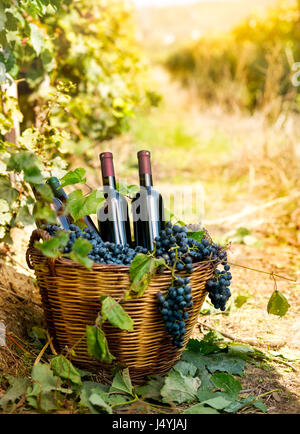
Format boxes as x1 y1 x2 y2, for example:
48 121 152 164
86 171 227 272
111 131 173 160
156 277 192 348
153 221 232 345
45 224 143 266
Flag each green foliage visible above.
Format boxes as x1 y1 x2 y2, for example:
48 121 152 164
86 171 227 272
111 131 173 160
0 0 151 154
110 368 133 397
86 325 115 364
101 296 134 332
65 189 105 222
128 253 166 298
50 355 83 386
69 238 93 269
187 230 204 243
0 333 274 413
59 168 86 188
267 290 290 317
161 368 200 404
26 363 72 412
34 230 69 258
165 0 300 115
0 376 29 410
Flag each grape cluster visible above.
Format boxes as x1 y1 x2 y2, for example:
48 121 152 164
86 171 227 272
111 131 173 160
156 277 192 348
153 222 232 345
206 264 232 311
154 221 224 273
45 224 142 266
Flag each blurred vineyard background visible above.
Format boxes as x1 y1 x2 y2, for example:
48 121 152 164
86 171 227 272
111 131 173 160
0 0 299 414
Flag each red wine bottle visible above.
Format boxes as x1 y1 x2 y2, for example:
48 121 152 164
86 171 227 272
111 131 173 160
97 152 132 246
46 177 99 235
132 150 165 251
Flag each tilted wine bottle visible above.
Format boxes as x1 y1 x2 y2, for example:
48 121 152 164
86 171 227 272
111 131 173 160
46 176 99 234
132 150 165 251
30 184 55 229
97 152 132 246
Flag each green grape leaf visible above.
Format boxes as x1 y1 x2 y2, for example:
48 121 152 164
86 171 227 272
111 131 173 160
161 369 200 404
224 396 255 413
26 363 72 412
202 395 233 410
135 375 164 401
211 372 242 399
66 189 105 222
173 361 197 377
7 152 43 184
80 382 110 414
128 253 166 298
86 325 115 364
234 294 250 308
183 404 219 414
101 296 134 331
89 392 112 414
34 231 69 258
59 168 86 188
35 184 53 202
69 237 93 269
253 400 268 413
15 205 35 225
186 336 221 355
33 202 57 224
204 354 245 376
0 177 18 205
29 23 44 55
187 230 204 242
110 368 133 397
50 355 82 386
0 377 29 409
267 290 290 317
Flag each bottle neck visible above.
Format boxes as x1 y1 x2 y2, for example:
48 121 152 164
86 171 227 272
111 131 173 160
102 175 117 189
139 173 153 188
47 178 68 204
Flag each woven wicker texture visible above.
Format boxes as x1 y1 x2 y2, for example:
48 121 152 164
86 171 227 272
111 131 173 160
27 229 215 383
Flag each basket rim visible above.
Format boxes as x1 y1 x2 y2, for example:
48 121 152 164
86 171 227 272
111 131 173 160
27 228 219 274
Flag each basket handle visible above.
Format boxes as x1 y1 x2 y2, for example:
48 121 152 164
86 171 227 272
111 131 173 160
26 229 52 270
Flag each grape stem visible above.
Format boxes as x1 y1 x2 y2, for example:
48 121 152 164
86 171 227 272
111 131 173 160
228 262 296 282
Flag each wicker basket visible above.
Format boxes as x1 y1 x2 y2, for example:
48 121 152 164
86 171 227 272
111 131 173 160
26 229 215 383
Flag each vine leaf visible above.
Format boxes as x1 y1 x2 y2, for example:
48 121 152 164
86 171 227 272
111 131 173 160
0 177 18 205
183 404 219 414
26 363 72 412
135 375 164 401
69 238 93 269
50 355 83 386
33 202 57 224
211 372 242 400
267 290 290 317
59 168 86 188
161 369 200 404
35 184 53 202
7 151 43 184
101 296 134 331
86 325 115 364
34 230 69 258
128 253 166 298
187 230 204 243
110 368 133 397
30 23 44 55
65 189 105 222
0 376 29 409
